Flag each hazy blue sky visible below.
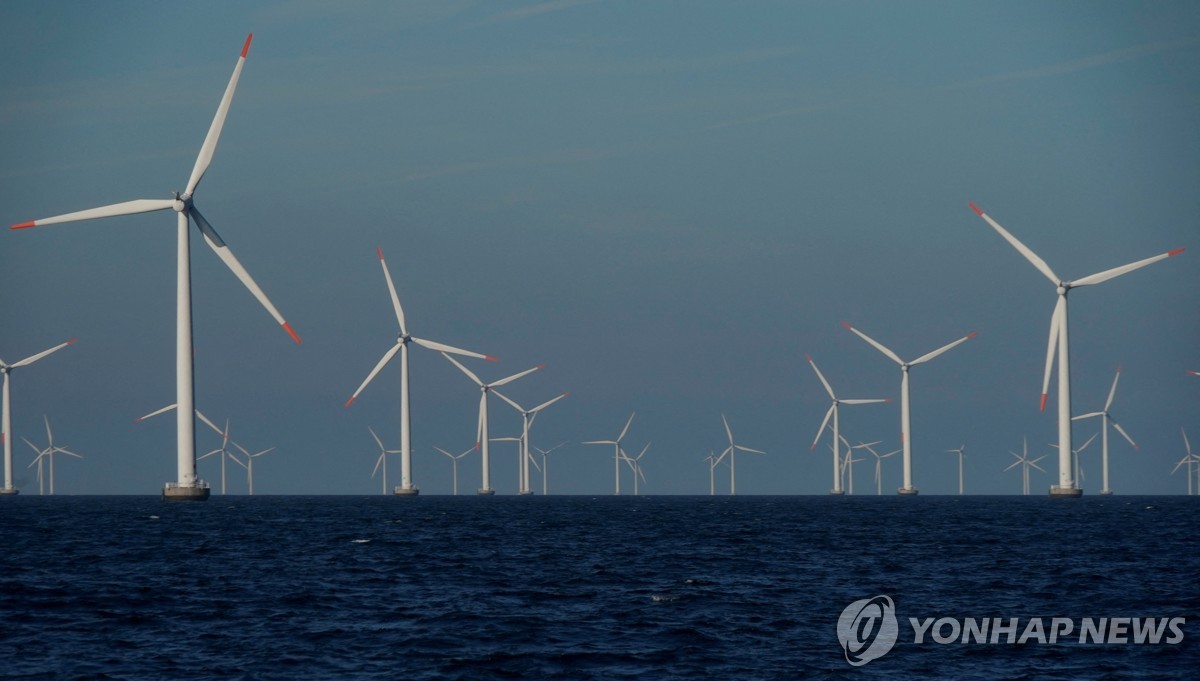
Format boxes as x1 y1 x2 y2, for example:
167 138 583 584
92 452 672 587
2 1 1198 495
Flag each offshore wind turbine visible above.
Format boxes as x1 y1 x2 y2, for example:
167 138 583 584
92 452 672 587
230 441 274 495
534 442 567 495
704 451 720 495
1071 368 1138 495
197 418 240 495
346 247 497 496
492 390 569 495
840 447 865 495
22 416 82 495
1170 429 1198 495
1 339 75 496
367 427 402 496
1066 433 1098 488
621 442 650 496
807 354 888 495
434 445 474 496
12 36 301 502
584 412 636 495
443 353 541 495
1005 438 1046 496
841 322 975 496
858 441 900 496
969 202 1183 497
715 414 765 496
946 445 966 495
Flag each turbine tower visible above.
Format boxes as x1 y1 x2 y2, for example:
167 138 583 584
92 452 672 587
970 202 1182 496
841 322 975 495
345 247 496 496
1071 368 1137 495
806 354 888 495
1 339 75 496
12 36 302 502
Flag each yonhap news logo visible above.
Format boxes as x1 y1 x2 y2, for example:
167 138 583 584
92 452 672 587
836 595 1187 667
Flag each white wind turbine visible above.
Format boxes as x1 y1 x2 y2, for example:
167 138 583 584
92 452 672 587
1170 429 1198 495
443 353 541 495
970 202 1183 497
946 445 966 495
621 442 650 496
197 418 241 495
857 441 900 496
807 354 888 495
1071 367 1138 495
841 322 975 496
492 390 569 495
229 441 275 496
714 414 765 496
22 416 82 495
584 412 636 495
704 451 721 496
12 36 301 501
346 247 497 496
840 445 865 495
1064 433 1098 488
434 445 475 496
1005 438 1046 496
534 442 567 495
367 427 402 496
1 339 75 496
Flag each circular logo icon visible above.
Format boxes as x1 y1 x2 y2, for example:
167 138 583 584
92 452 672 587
837 595 899 666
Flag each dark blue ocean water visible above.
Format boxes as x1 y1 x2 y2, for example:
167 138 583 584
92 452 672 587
1 495 1197 679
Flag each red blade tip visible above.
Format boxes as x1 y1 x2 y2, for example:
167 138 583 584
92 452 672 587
840 321 853 330
809 444 816 451
966 332 978 340
376 246 384 260
344 396 356 408
241 34 253 58
11 222 35 230
485 356 499 362
282 322 301 344
1039 394 1048 412
67 338 78 345
1168 247 1185 257
536 364 546 370
968 202 984 216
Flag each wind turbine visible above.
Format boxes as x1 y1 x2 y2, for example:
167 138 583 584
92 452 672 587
22 416 82 495
584 412 636 495
1 339 75 496
229 441 275 496
366 427 402 496
434 445 475 496
534 442 567 495
840 446 865 495
946 445 966 495
442 353 541 495
857 441 900 496
346 247 497 496
969 202 1183 497
12 36 302 502
807 354 888 495
492 390 569 495
1071 367 1138 495
714 414 765 496
1171 429 1198 495
621 442 650 496
1005 438 1046 496
841 322 975 496
704 451 720 496
197 418 242 495
1063 433 1098 488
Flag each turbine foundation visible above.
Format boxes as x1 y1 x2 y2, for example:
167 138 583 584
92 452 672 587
0 488 19 496
518 490 534 496
829 489 845 496
1049 485 1083 498
477 488 495 496
897 487 919 496
1099 489 1114 496
393 486 420 496
162 483 210 501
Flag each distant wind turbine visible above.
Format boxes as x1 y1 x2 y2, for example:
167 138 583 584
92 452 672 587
1171 429 1198 495
841 322 975 496
12 36 302 502
534 442 568 495
346 247 497 496
493 390 569 495
1071 367 1137 495
621 442 650 496
946 445 967 495
970 202 1183 497
1005 437 1046 496
443 353 541 495
367 427 402 496
1 339 75 496
229 441 275 496
22 416 82 495
434 445 475 496
807 354 888 495
714 414 765 496
857 441 900 496
197 418 241 495
584 412 636 495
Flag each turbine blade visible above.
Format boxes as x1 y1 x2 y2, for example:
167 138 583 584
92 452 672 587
411 337 494 361
490 364 542 388
841 399 889 405
442 352 484 387
346 343 402 407
968 202 1061 285
1072 248 1185 287
184 34 253 196
135 403 176 423
375 246 408 336
192 207 300 343
806 355 836 400
617 412 636 442
194 409 222 436
811 405 834 450
1076 432 1098 453
1104 368 1121 412
1040 296 1064 411
368 426 385 451
371 452 384 478
842 322 904 365
12 339 76 368
1072 412 1104 421
1111 420 1138 450
11 199 175 230
911 332 977 366
530 392 569 414
722 414 734 445
735 445 766 455
1183 428 1193 456
490 389 524 413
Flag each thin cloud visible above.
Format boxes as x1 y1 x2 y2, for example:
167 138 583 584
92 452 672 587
477 0 598 26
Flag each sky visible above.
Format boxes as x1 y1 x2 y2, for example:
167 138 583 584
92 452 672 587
1 0 1198 496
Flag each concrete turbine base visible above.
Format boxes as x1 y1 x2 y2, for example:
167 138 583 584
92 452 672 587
393 486 420 496
1100 489 1114 496
477 488 495 496
0 488 19 496
162 484 210 501
518 490 534 496
1049 485 1083 498
829 489 845 495
897 487 919 496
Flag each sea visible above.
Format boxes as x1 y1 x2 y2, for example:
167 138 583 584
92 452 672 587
1 495 1197 680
